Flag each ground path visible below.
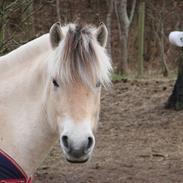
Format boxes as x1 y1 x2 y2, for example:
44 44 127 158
35 80 183 183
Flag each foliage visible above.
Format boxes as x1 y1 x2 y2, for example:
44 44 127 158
0 0 182 76
0 0 44 55
112 73 128 81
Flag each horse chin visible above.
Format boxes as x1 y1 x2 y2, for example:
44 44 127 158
66 158 89 164
64 153 91 164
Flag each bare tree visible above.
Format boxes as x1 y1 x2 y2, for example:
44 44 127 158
106 0 114 56
56 0 61 23
158 0 169 77
0 0 8 55
147 0 169 77
0 0 44 55
137 0 145 77
114 0 136 75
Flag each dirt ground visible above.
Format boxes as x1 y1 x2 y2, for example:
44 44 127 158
34 80 183 183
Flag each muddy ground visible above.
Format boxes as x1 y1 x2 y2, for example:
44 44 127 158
34 80 183 183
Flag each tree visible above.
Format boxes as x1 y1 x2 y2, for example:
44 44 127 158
147 0 169 77
0 0 35 55
114 0 136 75
0 0 8 55
137 0 145 77
106 0 114 56
56 0 61 23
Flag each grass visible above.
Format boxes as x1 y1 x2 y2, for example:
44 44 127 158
112 73 128 81
112 71 177 82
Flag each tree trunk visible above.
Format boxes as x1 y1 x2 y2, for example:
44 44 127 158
114 0 129 75
106 0 113 56
114 0 136 75
137 0 145 77
166 49 183 110
0 0 6 55
149 0 169 77
118 30 129 75
159 27 169 77
159 0 169 77
56 0 61 23
24 0 34 39
29 0 35 35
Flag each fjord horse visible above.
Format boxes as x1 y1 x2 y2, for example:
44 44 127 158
0 22 112 180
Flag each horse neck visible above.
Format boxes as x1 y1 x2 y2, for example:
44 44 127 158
0 34 50 74
0 46 57 176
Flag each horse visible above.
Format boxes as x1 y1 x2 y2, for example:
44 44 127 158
0 22 112 182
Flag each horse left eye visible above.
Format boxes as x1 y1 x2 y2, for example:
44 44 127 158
96 81 101 88
53 79 59 87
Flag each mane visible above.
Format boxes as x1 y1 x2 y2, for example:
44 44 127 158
51 24 112 89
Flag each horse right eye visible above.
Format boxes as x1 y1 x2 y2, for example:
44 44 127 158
53 79 59 87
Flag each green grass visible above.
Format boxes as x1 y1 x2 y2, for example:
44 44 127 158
112 73 128 81
112 71 177 82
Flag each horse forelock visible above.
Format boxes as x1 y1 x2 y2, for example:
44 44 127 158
53 24 112 89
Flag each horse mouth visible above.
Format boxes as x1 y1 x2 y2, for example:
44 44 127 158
66 158 89 164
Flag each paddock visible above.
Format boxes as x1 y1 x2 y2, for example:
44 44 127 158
34 79 183 183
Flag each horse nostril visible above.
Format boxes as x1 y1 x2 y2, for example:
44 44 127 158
86 136 93 151
62 135 69 149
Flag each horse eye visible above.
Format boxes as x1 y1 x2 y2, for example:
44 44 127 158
53 79 59 87
96 81 101 88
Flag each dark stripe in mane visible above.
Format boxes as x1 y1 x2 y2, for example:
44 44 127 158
61 24 99 86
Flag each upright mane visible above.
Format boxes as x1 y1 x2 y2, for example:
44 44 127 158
51 23 112 89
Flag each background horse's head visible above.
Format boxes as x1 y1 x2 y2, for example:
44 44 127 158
46 22 112 163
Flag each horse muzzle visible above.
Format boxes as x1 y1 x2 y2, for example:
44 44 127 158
60 134 95 163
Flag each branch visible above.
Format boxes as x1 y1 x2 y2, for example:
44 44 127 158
107 0 114 18
21 3 45 24
114 3 122 42
120 0 130 26
129 0 136 24
106 0 114 55
21 0 33 15
56 0 61 22
0 1 46 51
4 0 20 11
0 31 16 49
114 0 121 31
0 0 6 10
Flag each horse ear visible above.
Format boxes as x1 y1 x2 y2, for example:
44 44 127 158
50 22 64 48
96 23 108 47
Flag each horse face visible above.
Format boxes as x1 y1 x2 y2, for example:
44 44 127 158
49 82 101 163
47 22 110 163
